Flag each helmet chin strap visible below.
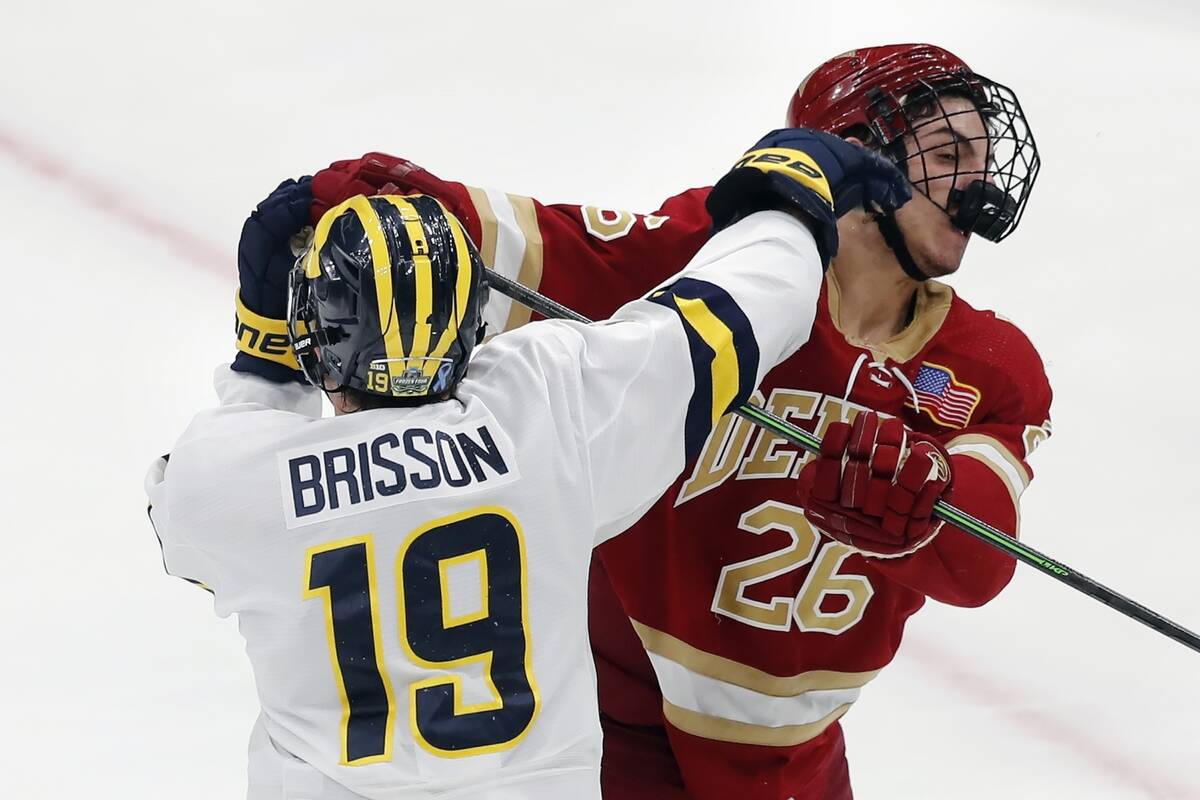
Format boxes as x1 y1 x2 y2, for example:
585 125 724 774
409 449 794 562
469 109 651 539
863 119 931 283
872 211 930 282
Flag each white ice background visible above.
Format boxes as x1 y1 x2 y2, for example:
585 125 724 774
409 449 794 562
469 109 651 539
2 1 1198 797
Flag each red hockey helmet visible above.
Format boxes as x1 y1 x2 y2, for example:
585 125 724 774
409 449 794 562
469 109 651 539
786 44 1039 243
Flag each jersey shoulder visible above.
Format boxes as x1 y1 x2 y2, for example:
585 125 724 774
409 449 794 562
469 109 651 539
919 289 1052 431
467 319 593 434
937 289 1049 389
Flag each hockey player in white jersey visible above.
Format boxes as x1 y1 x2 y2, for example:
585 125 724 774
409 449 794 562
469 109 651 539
145 130 910 800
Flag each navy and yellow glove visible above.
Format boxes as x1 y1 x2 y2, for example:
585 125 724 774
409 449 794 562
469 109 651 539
706 128 911 268
232 177 312 383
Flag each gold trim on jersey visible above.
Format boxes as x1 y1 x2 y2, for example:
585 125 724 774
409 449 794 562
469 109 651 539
946 433 1031 488
676 397 761 505
630 620 879 696
465 185 500 268
945 433 1029 531
503 194 545 331
825 270 955 363
662 699 852 747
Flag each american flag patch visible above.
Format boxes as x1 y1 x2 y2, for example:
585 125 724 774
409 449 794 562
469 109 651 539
906 362 981 428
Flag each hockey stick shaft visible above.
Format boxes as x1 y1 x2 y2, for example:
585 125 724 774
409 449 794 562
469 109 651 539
485 268 1200 654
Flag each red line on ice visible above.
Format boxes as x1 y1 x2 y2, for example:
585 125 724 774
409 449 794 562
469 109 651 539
2 120 1192 799
0 124 229 277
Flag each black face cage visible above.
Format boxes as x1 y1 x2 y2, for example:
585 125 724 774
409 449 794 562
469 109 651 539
866 72 1039 242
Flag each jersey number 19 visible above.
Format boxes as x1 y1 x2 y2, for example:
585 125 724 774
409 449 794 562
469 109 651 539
303 507 540 764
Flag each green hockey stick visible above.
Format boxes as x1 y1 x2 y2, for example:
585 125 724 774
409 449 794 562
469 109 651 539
485 267 1200 654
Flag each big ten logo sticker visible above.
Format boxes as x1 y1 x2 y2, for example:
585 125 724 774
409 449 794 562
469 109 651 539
581 206 669 242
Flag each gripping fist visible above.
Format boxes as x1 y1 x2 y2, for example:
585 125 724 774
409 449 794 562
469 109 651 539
311 152 415 224
796 410 953 558
232 177 312 383
706 128 911 268
310 152 459 225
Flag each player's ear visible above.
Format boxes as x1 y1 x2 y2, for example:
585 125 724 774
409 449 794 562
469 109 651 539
324 381 359 415
843 135 868 150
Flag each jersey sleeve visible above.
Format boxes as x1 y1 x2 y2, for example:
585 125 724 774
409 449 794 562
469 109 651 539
873 326 1053 607
146 454 223 596
353 161 713 331
473 210 825 546
144 367 323 607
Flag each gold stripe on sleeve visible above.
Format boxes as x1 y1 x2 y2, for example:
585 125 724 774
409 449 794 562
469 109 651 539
671 295 740 426
503 194 545 331
465 185 500 269
945 433 1032 488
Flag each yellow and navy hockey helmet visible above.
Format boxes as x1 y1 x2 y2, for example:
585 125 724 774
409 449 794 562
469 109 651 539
287 194 488 399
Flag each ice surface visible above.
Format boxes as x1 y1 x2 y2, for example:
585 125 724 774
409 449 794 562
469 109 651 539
3 1 1197 797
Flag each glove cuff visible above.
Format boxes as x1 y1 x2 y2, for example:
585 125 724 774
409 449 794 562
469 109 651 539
231 352 307 384
707 166 838 267
234 290 302 373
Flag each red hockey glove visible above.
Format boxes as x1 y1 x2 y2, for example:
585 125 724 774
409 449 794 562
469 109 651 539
310 152 461 225
796 410 953 558
310 152 418 223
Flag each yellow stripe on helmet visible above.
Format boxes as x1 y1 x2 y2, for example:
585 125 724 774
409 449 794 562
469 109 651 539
671 295 740 426
310 195 405 368
381 196 435 361
355 197 407 370
425 196 475 361
306 195 361 279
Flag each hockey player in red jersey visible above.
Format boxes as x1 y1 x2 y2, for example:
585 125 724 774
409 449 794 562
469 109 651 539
308 44 1052 800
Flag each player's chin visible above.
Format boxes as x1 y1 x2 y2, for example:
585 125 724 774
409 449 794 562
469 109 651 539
913 228 969 278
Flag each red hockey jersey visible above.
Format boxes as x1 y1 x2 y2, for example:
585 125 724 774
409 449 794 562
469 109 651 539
367 163 1053 799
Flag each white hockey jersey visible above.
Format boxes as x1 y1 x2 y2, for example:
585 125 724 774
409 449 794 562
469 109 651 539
145 211 824 800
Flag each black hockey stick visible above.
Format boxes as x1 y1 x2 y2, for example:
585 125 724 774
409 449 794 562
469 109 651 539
484 267 1200 654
